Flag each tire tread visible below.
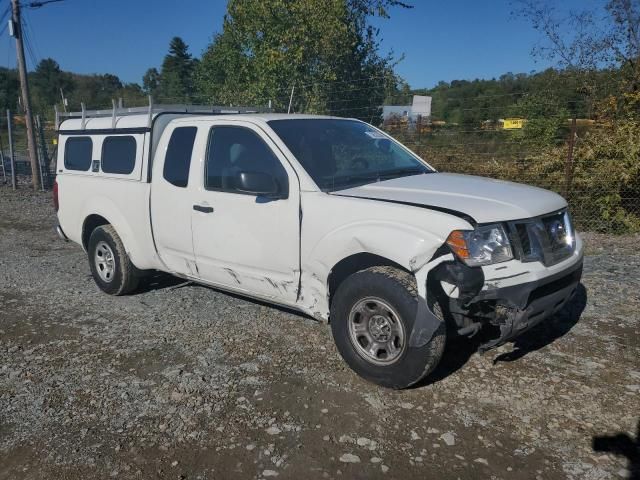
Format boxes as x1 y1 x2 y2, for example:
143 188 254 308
330 266 446 389
89 225 139 296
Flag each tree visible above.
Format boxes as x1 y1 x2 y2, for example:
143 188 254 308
157 37 197 102
515 0 640 232
30 58 74 113
142 68 160 97
516 0 640 92
67 73 123 109
119 83 147 107
195 0 411 119
0 67 19 110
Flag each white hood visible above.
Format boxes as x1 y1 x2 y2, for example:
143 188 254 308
334 173 567 224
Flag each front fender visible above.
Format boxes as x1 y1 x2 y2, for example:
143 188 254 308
310 220 446 274
299 220 457 321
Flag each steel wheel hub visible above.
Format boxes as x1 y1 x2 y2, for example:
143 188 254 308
94 241 116 283
369 315 392 342
347 297 406 366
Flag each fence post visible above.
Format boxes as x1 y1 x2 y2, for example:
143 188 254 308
287 86 295 114
7 109 16 190
35 115 49 190
563 116 577 198
0 139 5 185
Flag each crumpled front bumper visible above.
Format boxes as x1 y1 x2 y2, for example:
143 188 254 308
474 258 583 352
425 233 585 352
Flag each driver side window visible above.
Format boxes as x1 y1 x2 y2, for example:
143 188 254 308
205 126 289 195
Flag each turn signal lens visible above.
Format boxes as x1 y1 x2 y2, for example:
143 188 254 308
446 230 470 259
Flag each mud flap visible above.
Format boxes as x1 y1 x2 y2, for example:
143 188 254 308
409 297 444 347
408 253 454 348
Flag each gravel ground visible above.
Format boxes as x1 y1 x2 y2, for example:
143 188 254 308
1 187 639 480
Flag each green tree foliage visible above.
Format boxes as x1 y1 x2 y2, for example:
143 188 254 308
411 68 617 126
0 67 19 110
30 58 74 113
119 83 146 107
195 0 409 118
157 37 197 102
142 67 160 97
517 0 639 92
67 73 123 109
511 0 640 232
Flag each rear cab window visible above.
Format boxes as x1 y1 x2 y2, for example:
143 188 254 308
163 126 197 187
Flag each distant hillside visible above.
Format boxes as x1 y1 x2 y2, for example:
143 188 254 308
403 68 620 125
0 62 146 117
0 61 623 125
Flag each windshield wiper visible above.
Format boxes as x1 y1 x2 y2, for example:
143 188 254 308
323 167 428 192
376 167 427 179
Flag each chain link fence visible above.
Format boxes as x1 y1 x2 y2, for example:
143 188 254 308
0 112 56 189
2 95 637 234
381 119 639 234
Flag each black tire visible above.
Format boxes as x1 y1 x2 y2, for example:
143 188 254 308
88 225 139 295
330 266 446 389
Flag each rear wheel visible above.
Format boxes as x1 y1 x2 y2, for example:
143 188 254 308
88 225 139 295
330 266 446 389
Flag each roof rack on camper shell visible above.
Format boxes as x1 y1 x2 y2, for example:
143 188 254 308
54 96 271 131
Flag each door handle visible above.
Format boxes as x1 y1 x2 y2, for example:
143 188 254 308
193 205 214 213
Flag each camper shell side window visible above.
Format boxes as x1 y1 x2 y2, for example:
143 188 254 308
64 136 93 171
101 136 137 175
59 131 145 180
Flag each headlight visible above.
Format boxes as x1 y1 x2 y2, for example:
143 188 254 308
446 224 513 266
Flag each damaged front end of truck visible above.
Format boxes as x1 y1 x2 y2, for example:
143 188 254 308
410 209 584 353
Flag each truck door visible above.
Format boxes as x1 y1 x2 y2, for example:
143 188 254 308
190 120 300 302
150 124 199 276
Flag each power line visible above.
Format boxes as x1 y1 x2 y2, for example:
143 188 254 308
20 11 39 66
20 18 37 67
0 4 10 23
0 4 10 35
25 0 65 9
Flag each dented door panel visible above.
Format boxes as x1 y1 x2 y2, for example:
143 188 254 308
190 120 301 302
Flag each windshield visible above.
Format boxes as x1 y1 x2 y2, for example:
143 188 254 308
268 119 434 191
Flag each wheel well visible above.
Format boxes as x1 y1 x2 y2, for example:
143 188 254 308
328 253 410 305
82 214 109 250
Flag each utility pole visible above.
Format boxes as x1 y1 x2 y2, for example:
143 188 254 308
7 110 17 190
10 0 40 190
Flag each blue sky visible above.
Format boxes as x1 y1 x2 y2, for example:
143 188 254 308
2 0 600 89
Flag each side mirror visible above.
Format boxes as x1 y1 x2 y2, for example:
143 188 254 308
236 171 284 198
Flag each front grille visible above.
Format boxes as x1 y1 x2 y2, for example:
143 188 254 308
508 210 575 266
528 264 582 304
515 223 531 256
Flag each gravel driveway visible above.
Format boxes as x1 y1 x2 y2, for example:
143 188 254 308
1 188 639 480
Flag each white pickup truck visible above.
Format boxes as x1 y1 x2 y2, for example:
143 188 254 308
54 105 584 389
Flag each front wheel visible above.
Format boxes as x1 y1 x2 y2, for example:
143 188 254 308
88 225 139 295
330 266 446 389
